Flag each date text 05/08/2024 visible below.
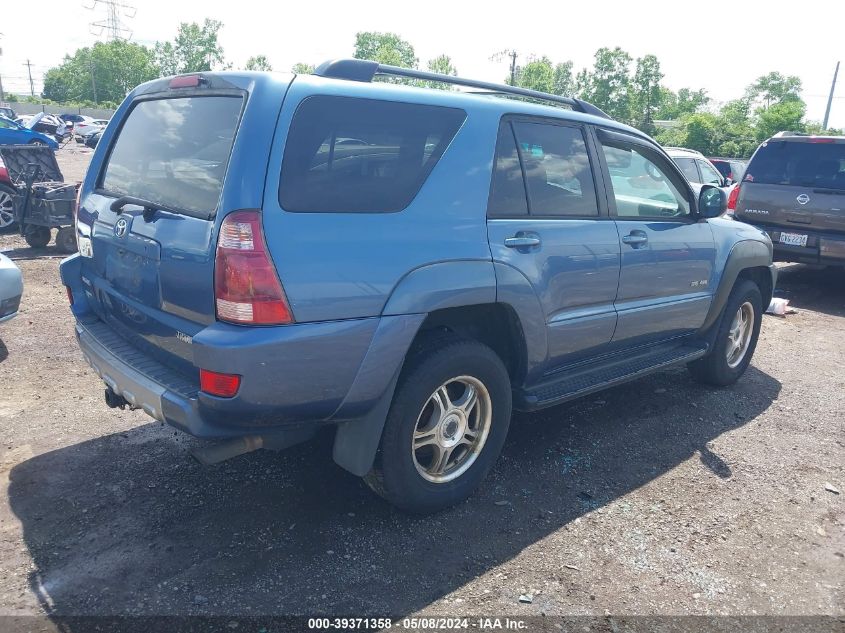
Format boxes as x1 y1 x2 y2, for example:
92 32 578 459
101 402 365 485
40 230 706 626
308 618 528 630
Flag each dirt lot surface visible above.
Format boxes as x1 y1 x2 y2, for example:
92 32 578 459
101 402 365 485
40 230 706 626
0 149 842 626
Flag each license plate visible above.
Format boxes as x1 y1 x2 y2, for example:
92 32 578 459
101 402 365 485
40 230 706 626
780 232 808 247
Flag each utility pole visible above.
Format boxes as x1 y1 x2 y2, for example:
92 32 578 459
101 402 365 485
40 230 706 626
0 33 5 101
491 50 519 86
508 50 518 86
89 61 98 104
23 59 34 96
823 61 839 131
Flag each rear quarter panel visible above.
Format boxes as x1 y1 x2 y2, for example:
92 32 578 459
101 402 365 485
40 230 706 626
261 77 502 323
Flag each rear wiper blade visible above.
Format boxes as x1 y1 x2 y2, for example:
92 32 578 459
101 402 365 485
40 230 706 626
110 196 177 220
812 188 845 195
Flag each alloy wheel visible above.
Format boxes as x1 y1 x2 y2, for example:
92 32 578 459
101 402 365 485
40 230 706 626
411 376 492 483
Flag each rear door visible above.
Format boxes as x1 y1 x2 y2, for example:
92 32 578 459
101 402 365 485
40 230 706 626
76 82 273 378
595 128 716 345
486 117 620 370
737 138 845 239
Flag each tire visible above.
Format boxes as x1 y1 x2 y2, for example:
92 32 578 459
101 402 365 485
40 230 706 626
55 226 77 254
365 336 512 514
0 184 17 235
23 225 51 249
688 279 763 386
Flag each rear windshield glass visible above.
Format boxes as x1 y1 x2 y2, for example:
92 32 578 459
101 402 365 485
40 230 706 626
746 141 845 191
100 96 242 216
279 96 466 213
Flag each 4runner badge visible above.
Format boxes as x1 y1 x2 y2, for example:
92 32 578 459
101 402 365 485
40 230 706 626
176 331 192 344
796 194 810 205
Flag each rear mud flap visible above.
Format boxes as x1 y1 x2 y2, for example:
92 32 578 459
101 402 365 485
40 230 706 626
332 370 400 477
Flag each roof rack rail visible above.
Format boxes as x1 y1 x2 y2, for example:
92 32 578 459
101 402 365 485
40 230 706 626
313 58 612 120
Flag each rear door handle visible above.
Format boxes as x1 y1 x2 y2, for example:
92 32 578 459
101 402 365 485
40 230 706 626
622 231 648 247
504 234 541 248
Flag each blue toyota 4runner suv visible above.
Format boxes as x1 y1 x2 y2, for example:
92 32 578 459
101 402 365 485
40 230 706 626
61 60 776 513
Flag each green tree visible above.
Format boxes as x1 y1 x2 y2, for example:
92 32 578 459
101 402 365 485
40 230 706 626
755 100 806 140
552 61 575 97
514 56 555 93
154 19 226 76
292 63 315 74
630 54 663 133
353 31 417 68
714 99 756 157
746 72 802 109
578 47 632 122
421 55 457 90
684 112 720 155
245 55 272 71
43 40 158 103
655 87 709 120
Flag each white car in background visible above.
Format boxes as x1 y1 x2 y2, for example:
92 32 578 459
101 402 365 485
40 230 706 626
665 147 730 191
0 252 23 323
74 118 110 141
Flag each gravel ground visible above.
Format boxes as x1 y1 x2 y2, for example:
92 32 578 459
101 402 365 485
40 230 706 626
0 149 842 625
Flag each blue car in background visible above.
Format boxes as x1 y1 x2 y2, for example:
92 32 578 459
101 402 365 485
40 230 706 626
0 116 59 149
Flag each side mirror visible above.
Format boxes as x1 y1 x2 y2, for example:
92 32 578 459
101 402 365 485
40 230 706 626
723 177 734 187
698 184 726 218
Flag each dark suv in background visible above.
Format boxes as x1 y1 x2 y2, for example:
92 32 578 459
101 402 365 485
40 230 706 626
709 158 747 186
735 133 845 265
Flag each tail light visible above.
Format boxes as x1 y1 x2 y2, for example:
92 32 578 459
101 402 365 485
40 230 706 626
200 369 241 398
727 184 740 211
214 210 293 325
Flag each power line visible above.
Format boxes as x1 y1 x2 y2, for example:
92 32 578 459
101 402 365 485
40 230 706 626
84 0 136 40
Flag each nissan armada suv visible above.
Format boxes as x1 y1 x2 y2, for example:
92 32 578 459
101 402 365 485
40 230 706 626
735 132 845 265
61 60 776 513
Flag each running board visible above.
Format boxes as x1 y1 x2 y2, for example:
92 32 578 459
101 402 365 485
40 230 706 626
517 343 708 411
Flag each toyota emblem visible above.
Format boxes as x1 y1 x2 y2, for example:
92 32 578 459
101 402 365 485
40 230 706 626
114 217 129 238
796 194 810 205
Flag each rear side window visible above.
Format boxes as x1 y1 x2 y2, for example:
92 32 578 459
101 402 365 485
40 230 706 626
512 121 598 217
279 96 465 213
488 122 528 216
746 140 845 190
100 96 243 218
488 119 599 217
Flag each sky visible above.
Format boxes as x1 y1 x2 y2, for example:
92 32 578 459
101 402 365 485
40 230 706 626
1 0 843 128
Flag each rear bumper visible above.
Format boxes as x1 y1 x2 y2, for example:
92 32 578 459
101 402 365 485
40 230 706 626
73 310 424 439
754 224 845 265
76 320 216 436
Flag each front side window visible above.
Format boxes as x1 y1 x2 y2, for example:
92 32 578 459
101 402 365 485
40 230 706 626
698 160 724 185
601 142 691 218
279 96 466 213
